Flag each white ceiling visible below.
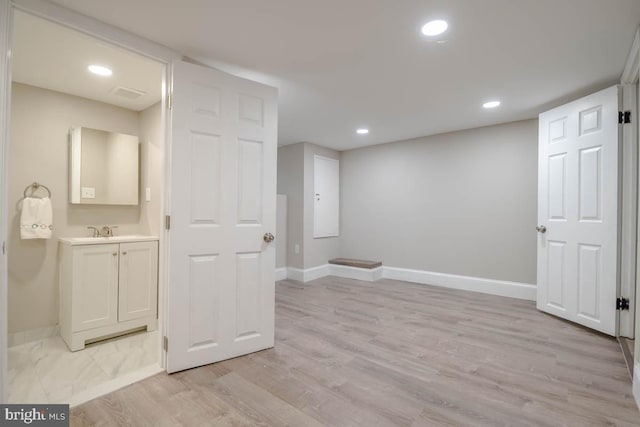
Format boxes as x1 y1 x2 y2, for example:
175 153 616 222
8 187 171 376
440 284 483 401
49 0 640 150
12 11 163 111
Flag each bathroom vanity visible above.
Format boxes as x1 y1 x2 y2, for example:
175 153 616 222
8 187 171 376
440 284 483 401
58 235 159 351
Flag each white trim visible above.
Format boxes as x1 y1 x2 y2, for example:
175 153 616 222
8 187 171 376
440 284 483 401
0 0 11 404
8 324 59 347
621 84 638 338
303 264 330 281
67 363 163 408
283 264 535 301
287 264 330 282
634 363 640 410
621 28 640 84
383 267 536 301
285 264 381 283
286 267 304 282
275 267 287 281
159 59 172 373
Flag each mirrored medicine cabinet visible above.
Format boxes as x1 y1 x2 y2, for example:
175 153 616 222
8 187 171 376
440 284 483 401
69 126 139 205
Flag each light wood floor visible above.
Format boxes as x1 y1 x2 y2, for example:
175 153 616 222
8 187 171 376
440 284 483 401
71 277 639 426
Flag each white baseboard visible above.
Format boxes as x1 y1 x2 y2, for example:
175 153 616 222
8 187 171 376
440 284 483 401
634 363 640 411
285 267 303 282
285 265 330 282
9 325 60 348
275 267 287 281
283 264 381 283
305 264 331 281
280 264 536 301
383 267 536 301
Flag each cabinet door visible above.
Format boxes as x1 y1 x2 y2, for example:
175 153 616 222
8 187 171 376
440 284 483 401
118 241 158 322
72 244 119 332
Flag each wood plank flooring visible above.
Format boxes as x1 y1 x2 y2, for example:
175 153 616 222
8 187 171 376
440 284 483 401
71 277 639 426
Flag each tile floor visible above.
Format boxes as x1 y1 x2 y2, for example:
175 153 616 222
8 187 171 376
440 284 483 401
8 330 159 404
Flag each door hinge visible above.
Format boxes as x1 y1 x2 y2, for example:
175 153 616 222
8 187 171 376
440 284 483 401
616 297 630 311
618 111 631 124
167 93 173 110
165 215 171 230
1 241 4 255
163 336 168 351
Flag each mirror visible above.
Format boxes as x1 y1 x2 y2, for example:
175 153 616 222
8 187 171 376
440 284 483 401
69 126 139 205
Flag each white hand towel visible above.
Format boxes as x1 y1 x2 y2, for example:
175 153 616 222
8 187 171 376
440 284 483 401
20 197 53 239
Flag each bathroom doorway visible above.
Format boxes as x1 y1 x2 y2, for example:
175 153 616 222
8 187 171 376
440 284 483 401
7 10 167 405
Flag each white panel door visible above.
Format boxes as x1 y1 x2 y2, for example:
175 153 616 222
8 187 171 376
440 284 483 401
313 155 339 237
118 241 158 322
167 61 277 373
72 244 119 332
537 85 619 336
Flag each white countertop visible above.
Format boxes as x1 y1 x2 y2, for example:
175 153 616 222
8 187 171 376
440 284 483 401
59 235 159 245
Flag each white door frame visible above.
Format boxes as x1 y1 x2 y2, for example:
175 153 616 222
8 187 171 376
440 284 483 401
620 28 639 339
0 0 11 405
0 0 181 402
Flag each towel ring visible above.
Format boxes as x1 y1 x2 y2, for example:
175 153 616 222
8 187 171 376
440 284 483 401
23 182 51 199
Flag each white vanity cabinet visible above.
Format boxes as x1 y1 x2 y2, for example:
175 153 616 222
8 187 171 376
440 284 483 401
59 236 158 351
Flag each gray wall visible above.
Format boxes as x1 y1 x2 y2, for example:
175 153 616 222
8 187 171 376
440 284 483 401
277 143 304 269
303 143 340 269
340 119 538 284
277 142 342 269
276 194 287 269
138 102 164 236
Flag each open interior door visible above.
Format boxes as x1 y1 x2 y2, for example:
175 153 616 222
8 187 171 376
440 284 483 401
167 60 277 373
537 86 619 336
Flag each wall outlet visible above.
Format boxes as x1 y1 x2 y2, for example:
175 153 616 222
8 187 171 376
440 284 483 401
81 187 95 199
294 244 300 254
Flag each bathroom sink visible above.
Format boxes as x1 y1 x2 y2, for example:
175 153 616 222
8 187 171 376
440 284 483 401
59 235 159 245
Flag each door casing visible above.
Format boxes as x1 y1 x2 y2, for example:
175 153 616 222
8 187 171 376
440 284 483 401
0 0 180 402
620 83 637 339
620 27 640 340
0 0 11 404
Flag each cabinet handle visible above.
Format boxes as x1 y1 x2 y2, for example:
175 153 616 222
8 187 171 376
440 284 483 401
122 251 127 255
112 253 117 256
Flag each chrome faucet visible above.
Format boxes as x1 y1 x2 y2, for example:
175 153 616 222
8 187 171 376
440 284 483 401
100 226 116 237
87 226 117 237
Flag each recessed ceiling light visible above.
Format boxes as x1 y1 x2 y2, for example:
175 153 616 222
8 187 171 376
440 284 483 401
421 20 448 37
483 100 501 109
356 128 369 135
88 65 113 76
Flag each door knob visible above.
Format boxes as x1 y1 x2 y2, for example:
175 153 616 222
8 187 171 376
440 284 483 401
263 232 275 243
536 225 547 233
